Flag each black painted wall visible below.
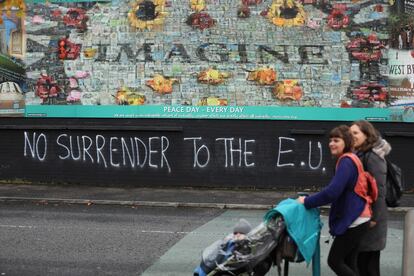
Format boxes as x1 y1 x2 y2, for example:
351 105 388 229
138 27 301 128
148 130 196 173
0 118 412 191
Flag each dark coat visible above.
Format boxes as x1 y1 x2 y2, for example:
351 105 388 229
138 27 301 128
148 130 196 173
357 150 388 251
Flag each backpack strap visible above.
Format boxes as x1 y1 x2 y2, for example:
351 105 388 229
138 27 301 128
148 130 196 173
337 153 378 217
359 151 379 201
336 153 365 174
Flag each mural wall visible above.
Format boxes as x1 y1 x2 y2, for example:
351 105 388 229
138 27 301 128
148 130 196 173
0 0 413 121
1 118 413 189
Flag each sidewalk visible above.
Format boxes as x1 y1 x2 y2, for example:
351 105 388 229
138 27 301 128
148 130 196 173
0 183 413 211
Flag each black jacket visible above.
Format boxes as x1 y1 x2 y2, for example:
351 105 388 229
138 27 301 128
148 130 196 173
357 140 390 251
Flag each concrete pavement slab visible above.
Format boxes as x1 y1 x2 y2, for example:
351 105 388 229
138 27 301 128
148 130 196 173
0 184 413 211
142 210 403 276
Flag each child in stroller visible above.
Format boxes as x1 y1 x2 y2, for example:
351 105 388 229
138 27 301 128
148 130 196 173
194 216 285 276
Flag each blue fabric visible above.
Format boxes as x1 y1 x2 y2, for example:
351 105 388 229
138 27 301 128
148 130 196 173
312 234 321 276
304 157 366 236
270 199 322 264
194 239 235 276
194 266 206 276
265 198 322 276
222 240 235 260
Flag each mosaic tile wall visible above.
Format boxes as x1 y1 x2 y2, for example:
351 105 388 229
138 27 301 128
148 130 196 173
10 1 393 107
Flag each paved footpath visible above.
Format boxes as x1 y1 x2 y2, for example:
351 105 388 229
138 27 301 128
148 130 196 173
142 210 404 276
0 184 413 211
0 183 411 275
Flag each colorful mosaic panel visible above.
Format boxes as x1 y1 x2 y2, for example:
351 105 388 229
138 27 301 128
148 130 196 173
0 0 413 121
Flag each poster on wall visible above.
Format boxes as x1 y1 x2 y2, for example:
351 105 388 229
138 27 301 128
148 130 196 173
0 0 412 121
0 0 26 116
386 0 414 121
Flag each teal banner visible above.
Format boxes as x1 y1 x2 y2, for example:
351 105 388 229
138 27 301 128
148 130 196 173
25 105 408 122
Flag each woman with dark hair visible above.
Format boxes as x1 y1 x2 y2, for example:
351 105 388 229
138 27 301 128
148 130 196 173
297 125 371 276
350 120 391 276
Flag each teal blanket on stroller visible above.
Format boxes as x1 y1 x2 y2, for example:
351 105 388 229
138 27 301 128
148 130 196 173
264 198 323 275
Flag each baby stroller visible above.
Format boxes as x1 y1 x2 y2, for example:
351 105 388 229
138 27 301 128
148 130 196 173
194 199 321 276
194 215 289 276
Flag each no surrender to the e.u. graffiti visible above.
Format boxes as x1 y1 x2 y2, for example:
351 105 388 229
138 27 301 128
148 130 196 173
23 132 325 173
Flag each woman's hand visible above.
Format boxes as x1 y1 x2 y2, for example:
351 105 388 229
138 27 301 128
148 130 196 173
297 196 306 204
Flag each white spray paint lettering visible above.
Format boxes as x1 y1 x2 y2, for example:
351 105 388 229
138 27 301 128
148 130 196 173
24 133 324 173
215 138 255 168
24 131 47 161
55 133 171 172
277 137 295 167
308 141 323 170
184 137 210 168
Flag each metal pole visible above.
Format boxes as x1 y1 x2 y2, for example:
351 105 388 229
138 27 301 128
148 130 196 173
403 210 414 276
